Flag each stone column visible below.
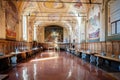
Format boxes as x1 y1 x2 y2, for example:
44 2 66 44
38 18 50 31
100 0 106 41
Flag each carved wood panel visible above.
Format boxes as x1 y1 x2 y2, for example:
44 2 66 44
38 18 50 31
101 42 106 52
97 42 101 53
106 41 112 56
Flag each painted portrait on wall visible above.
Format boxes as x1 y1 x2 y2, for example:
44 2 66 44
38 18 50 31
88 4 100 42
5 1 18 40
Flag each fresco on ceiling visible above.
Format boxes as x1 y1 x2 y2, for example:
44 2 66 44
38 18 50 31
23 2 38 11
48 13 60 21
5 1 18 40
74 0 82 9
45 26 63 42
43 0 64 9
88 5 100 41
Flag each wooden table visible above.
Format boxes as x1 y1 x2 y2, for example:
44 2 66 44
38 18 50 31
11 52 26 63
0 54 13 60
93 54 120 68
0 54 14 72
94 54 120 63
0 74 8 80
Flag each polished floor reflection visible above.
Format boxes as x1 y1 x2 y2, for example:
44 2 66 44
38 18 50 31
6 51 118 80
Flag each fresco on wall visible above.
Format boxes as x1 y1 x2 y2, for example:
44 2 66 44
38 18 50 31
45 26 63 42
88 5 100 41
5 1 18 40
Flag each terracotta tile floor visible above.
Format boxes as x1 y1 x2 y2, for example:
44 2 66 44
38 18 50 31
5 51 119 80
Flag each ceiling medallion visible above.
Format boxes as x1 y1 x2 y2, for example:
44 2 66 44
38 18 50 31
43 0 64 9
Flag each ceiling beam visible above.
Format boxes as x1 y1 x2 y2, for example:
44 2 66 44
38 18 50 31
23 11 86 13
4 0 102 4
31 20 78 23
23 11 87 14
28 15 86 17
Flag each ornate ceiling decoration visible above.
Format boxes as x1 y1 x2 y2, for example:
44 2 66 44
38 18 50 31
15 0 102 27
43 0 64 9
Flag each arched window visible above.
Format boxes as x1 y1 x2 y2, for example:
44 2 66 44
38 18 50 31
108 0 120 36
22 15 27 41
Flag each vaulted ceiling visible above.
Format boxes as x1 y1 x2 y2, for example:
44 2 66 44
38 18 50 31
16 0 102 27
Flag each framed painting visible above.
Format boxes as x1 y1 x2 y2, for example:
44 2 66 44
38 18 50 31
45 25 63 42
